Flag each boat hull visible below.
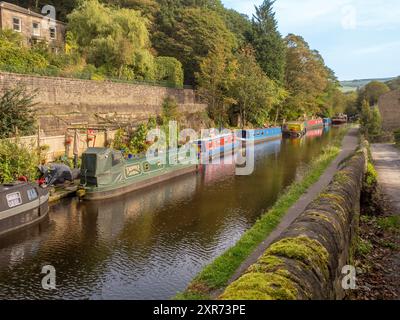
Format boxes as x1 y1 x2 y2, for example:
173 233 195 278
81 164 199 201
0 183 49 237
238 127 282 144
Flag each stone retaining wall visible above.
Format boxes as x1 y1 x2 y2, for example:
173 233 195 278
221 150 367 300
0 72 207 135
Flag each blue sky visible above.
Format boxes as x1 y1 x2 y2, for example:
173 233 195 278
222 0 400 80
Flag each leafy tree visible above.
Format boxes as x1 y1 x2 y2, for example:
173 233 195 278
230 46 284 127
155 56 184 86
196 44 237 126
0 87 37 139
386 76 400 91
357 81 390 107
360 100 382 139
250 0 286 82
152 6 236 84
68 0 155 80
283 34 329 120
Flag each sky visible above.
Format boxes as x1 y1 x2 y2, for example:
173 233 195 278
222 0 400 81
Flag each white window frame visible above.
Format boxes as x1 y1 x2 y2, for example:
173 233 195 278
32 21 41 36
12 16 22 32
49 26 56 40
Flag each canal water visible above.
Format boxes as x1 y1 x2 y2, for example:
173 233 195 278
0 127 344 299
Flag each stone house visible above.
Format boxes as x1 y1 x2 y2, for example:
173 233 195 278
0 1 65 52
378 90 400 131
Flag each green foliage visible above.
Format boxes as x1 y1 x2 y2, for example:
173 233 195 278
394 129 400 146
357 81 390 107
0 139 41 183
377 216 400 233
155 56 184 87
153 6 237 84
250 0 286 83
129 117 157 153
360 100 382 140
0 87 37 139
386 76 400 91
0 30 49 74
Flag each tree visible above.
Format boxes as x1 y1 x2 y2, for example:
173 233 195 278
230 46 285 128
68 0 155 80
357 81 390 107
152 6 236 84
283 34 329 120
386 76 400 91
0 87 37 139
360 99 382 139
250 0 286 82
196 44 237 126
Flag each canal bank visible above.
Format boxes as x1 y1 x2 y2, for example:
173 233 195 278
178 127 358 300
0 127 346 300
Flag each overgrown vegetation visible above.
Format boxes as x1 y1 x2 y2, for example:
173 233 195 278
394 129 400 146
2 0 348 127
0 139 42 183
176 128 348 300
0 86 37 139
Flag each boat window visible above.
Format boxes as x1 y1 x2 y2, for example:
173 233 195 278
112 152 123 166
27 188 38 201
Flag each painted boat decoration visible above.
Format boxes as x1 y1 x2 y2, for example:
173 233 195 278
238 127 282 144
332 114 348 125
195 132 239 161
78 147 198 201
305 118 324 129
0 182 49 237
323 118 332 126
282 121 306 138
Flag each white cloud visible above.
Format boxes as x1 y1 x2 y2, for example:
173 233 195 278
353 41 400 55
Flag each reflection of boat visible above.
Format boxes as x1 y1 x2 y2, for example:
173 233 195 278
306 128 324 138
282 121 306 138
305 118 324 130
332 114 348 125
78 148 198 201
323 118 332 127
0 182 49 237
195 133 239 161
237 127 282 144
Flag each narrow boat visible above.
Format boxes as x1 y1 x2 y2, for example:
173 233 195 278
195 132 239 161
323 118 332 127
305 118 324 130
332 114 348 125
78 148 198 201
238 127 282 144
0 182 49 236
282 121 306 138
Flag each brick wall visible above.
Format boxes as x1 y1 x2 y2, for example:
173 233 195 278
0 72 207 135
378 90 400 131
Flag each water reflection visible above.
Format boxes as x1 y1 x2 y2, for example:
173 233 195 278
0 127 343 299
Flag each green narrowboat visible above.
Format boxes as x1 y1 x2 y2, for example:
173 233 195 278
78 148 199 201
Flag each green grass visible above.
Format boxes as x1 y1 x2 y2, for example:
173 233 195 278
176 129 348 300
377 216 400 233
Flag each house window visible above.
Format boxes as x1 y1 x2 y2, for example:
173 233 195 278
32 22 40 36
12 17 21 32
49 26 56 40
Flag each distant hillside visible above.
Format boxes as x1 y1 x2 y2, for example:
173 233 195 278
340 77 395 92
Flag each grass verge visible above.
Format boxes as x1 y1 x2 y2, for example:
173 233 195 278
175 128 349 300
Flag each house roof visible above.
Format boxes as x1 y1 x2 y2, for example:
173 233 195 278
0 1 65 25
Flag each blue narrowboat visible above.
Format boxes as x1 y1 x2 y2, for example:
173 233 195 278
323 118 332 127
238 127 282 144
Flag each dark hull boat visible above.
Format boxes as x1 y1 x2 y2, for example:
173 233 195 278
0 182 49 237
332 114 348 125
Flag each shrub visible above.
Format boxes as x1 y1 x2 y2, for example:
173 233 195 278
0 139 41 183
0 87 37 139
155 57 184 87
394 129 400 146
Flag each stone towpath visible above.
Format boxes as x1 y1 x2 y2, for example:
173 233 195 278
371 143 400 215
220 128 360 293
